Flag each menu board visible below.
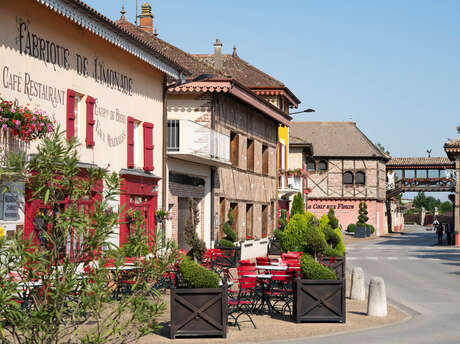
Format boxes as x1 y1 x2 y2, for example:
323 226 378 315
3 192 18 220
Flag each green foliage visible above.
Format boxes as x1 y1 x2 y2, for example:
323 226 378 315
376 143 390 155
413 191 443 212
440 201 453 214
281 213 311 252
323 247 343 257
184 198 207 263
218 238 235 248
346 223 356 232
179 257 220 288
0 129 180 344
278 209 288 231
323 226 340 248
290 192 305 217
367 224 375 234
318 214 329 240
357 201 369 226
300 254 337 280
274 228 283 240
221 208 237 244
302 223 327 259
122 209 149 257
327 207 339 228
334 227 346 255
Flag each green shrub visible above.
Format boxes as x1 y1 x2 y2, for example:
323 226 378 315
300 254 337 280
367 225 375 234
219 208 237 246
274 229 283 240
346 224 356 232
323 226 340 248
278 209 288 231
218 238 235 248
302 224 327 259
318 214 329 241
323 246 343 257
327 207 339 229
281 213 317 252
334 227 346 255
290 193 305 217
179 257 220 288
357 201 369 226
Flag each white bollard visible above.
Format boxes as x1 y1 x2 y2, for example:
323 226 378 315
367 277 387 317
350 267 365 301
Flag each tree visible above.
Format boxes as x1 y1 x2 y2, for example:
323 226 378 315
440 201 453 214
278 209 288 231
184 198 207 263
0 129 179 344
376 143 390 155
413 192 442 212
290 192 305 217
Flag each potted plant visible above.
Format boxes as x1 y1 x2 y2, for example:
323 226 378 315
215 209 240 267
355 201 369 238
293 254 346 323
170 257 227 339
269 209 287 255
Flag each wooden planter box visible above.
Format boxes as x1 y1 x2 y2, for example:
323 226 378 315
170 286 228 339
214 246 241 268
293 278 346 323
319 255 346 280
354 226 366 238
268 238 281 255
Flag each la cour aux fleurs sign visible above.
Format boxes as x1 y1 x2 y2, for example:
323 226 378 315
16 17 134 95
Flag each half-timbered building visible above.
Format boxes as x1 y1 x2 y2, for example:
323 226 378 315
289 121 390 235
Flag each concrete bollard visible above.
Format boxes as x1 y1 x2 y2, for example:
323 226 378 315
367 277 387 317
350 267 365 301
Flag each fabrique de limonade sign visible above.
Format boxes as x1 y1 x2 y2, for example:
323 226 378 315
16 17 134 95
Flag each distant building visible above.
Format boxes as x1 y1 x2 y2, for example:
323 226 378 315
289 121 390 234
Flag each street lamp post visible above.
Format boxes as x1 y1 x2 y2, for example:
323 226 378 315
289 108 315 115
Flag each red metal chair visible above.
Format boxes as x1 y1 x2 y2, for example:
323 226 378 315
256 256 272 266
264 270 295 317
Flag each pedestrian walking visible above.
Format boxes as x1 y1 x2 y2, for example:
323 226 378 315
434 219 443 244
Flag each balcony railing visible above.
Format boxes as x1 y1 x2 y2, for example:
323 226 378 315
287 176 302 191
0 131 29 167
167 120 230 165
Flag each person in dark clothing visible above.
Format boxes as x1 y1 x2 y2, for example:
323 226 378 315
435 220 443 244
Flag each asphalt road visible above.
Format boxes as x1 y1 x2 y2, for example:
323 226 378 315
283 225 460 344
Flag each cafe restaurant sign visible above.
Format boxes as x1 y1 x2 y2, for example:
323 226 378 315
16 17 134 95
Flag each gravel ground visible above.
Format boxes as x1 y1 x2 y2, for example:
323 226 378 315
140 277 409 344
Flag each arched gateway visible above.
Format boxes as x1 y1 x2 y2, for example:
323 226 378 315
444 133 460 246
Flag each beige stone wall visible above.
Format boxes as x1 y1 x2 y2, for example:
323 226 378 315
289 147 304 169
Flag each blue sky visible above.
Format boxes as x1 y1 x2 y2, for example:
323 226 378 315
86 0 459 199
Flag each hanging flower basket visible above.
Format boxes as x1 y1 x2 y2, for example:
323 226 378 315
287 168 308 177
0 97 54 142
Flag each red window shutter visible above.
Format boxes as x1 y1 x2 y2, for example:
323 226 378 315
143 122 154 171
127 117 135 168
85 96 95 147
66 89 75 140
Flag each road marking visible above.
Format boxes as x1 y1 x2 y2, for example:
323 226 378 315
408 257 420 260
387 257 399 260
366 257 378 260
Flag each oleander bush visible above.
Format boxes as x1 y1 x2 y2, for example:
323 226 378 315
179 257 220 288
300 254 337 280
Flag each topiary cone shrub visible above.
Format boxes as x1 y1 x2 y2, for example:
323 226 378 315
218 209 237 248
327 207 339 229
357 201 369 226
179 256 220 288
290 192 305 217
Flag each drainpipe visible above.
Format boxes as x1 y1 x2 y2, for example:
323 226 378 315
162 74 167 211
210 93 217 246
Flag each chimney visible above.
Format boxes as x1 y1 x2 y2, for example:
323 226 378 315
139 3 153 34
232 45 238 57
213 39 223 70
